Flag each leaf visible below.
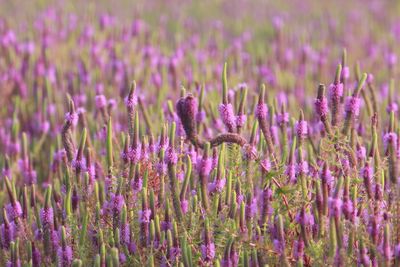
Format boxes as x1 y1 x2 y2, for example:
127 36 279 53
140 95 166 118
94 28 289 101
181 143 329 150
262 171 280 188
275 185 296 195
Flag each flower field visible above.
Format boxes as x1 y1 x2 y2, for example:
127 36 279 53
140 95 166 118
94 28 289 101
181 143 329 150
1 0 400 266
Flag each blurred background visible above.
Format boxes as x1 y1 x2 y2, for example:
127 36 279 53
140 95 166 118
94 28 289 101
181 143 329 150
1 0 400 114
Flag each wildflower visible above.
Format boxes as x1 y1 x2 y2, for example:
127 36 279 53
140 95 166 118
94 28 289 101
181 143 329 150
235 114 247 128
255 102 268 120
208 178 226 194
5 202 22 221
315 93 329 118
71 157 86 172
328 83 344 102
138 209 151 224
40 207 54 226
0 219 16 248
219 103 236 131
128 145 141 164
95 94 107 109
345 96 361 117
103 194 125 216
242 144 257 160
328 197 343 218
56 246 73 267
197 157 212 177
295 120 308 140
293 238 305 261
64 111 78 127
176 94 197 139
166 146 178 165
201 243 216 262
360 161 373 198
276 112 289 126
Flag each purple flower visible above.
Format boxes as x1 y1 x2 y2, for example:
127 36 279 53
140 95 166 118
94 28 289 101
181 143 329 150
328 83 344 101
130 178 143 192
87 165 96 180
208 178 226 194
246 198 258 218
374 183 383 201
18 159 37 185
124 94 138 109
360 161 373 175
176 95 197 138
170 246 181 260
236 114 247 128
219 103 236 131
161 221 172 231
196 111 206 123
320 165 333 186
367 73 374 83
295 210 314 227
293 239 305 260
387 102 399 114
54 149 66 162
271 125 280 145
295 120 308 139
103 194 125 216
56 246 73 267
384 132 398 150
119 252 127 264
108 99 117 110
0 221 16 248
314 97 329 118
181 200 189 214
345 96 361 117
395 244 400 260
387 52 397 67
201 243 216 261
221 250 239 267
382 241 393 261
341 66 350 79
5 202 22 221
296 161 309 176
138 209 151 223
255 103 268 120
32 243 41 266
260 158 272 172
71 157 86 172
342 199 354 218
286 164 296 183
64 112 78 126
166 147 178 165
197 157 212 177
95 95 107 109
273 239 284 255
156 162 168 176
128 146 141 163
2 167 11 180
276 112 289 126
120 150 129 162
237 194 245 204
328 197 343 218
360 162 374 196
359 244 371 266
7 142 20 156
120 223 131 245
357 146 367 161
6 260 21 267
40 207 54 226
242 144 257 160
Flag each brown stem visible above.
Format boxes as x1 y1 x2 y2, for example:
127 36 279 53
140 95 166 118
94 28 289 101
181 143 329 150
189 133 247 149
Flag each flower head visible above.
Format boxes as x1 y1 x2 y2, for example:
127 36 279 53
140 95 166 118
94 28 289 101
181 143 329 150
219 103 236 131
